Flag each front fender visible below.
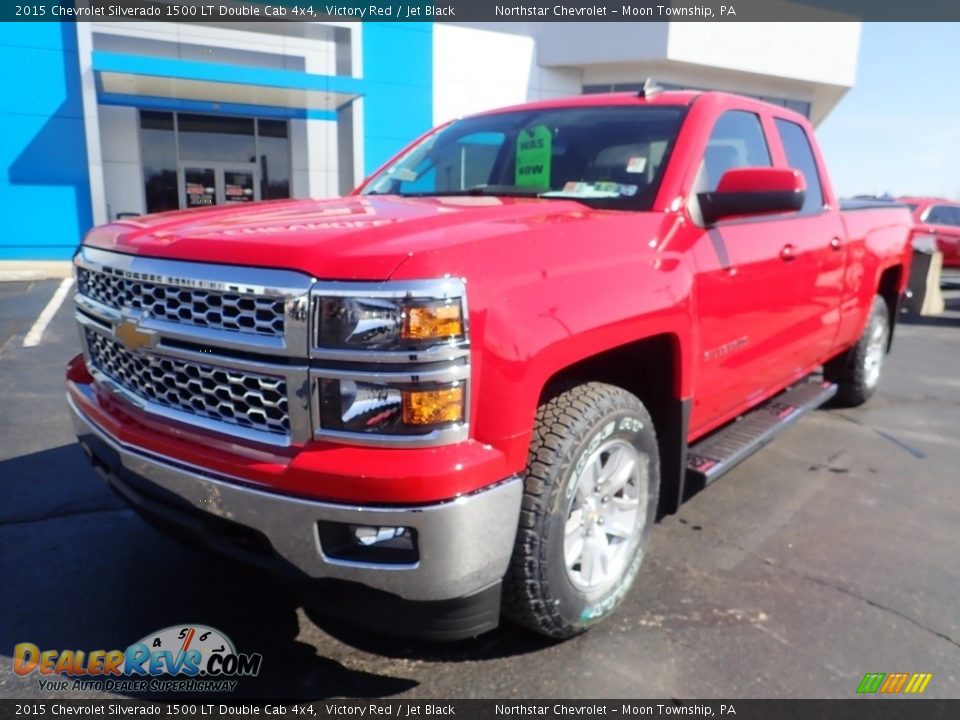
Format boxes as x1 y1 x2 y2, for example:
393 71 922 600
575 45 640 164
468 253 695 472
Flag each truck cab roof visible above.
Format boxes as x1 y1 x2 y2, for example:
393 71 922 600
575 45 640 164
471 90 811 127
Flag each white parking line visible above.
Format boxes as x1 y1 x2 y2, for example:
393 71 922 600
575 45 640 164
22 277 74 348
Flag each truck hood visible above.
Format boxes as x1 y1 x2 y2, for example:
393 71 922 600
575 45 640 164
83 195 666 281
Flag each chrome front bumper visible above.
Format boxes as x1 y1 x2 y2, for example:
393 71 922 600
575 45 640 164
68 395 523 603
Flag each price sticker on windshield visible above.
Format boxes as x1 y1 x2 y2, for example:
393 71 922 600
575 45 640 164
515 125 552 189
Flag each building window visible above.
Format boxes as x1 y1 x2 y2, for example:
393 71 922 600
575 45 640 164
139 111 291 214
257 119 290 201
140 111 179 214
177 114 256 163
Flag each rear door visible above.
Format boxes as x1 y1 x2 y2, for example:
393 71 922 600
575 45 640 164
768 117 847 363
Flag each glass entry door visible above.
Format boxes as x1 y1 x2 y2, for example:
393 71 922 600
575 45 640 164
179 163 260 209
222 168 257 205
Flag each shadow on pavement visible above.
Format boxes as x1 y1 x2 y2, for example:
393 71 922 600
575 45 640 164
2 442 560 698
0 443 125 524
1 446 418 700
303 607 558 664
899 312 960 328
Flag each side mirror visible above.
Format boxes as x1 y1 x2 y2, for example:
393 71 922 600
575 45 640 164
698 167 805 225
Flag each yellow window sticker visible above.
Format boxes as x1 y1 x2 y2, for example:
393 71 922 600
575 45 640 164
515 125 552 188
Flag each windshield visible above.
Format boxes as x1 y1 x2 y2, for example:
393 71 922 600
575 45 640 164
361 105 687 210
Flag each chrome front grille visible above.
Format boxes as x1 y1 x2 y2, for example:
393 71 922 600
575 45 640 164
77 266 285 337
76 266 126 308
74 247 313 445
85 328 290 436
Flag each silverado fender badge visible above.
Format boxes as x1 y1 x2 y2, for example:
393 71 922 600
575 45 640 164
114 318 158 352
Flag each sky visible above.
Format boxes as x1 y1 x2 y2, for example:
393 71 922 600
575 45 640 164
816 22 960 200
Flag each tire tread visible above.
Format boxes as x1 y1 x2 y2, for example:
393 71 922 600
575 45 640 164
503 382 652 638
825 295 889 407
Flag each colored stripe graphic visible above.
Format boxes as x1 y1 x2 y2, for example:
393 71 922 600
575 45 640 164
880 673 909 693
857 672 932 694
857 673 885 693
904 673 933 694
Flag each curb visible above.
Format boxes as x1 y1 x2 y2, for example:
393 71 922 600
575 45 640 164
0 261 73 282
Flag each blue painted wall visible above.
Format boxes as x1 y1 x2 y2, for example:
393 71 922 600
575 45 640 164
0 22 432 260
361 23 433 177
0 23 92 260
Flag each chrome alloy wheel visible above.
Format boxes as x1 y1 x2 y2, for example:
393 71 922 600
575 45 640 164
563 438 648 591
864 318 889 389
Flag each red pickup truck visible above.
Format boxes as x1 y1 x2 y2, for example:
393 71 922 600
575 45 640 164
897 196 960 268
67 90 912 640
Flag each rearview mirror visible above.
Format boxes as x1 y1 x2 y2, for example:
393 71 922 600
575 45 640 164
698 167 805 225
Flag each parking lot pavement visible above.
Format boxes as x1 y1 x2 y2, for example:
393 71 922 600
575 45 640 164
2 279 959 700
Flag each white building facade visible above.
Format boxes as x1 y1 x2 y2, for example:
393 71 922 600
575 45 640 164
434 22 860 126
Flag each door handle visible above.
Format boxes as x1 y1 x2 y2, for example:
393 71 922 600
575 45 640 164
830 237 843 251
780 244 796 261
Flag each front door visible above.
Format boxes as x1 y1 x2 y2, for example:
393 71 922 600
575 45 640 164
689 110 805 436
179 163 260 209
689 111 845 437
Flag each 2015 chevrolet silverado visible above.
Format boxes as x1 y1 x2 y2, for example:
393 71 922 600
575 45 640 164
67 89 912 640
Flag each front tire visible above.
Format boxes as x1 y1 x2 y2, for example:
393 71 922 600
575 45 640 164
503 382 659 639
825 294 890 407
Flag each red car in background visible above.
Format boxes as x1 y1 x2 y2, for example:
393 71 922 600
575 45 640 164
898 197 960 268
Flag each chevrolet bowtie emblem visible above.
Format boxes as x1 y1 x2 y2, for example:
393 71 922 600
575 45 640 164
114 318 157 352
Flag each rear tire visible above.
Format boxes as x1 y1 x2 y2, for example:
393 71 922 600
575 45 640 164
825 295 890 407
503 382 659 639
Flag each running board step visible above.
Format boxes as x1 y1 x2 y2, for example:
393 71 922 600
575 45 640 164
686 380 837 487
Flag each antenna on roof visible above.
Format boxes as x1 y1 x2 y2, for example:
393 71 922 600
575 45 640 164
637 78 662 99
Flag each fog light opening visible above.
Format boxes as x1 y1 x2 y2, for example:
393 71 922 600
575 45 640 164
352 525 413 548
318 521 419 565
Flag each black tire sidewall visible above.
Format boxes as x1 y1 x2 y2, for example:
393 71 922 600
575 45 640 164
541 401 659 631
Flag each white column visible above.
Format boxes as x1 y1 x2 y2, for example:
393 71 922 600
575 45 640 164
75 23 107 226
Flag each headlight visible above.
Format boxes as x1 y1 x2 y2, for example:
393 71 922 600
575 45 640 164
310 279 470 444
314 296 465 350
317 379 466 436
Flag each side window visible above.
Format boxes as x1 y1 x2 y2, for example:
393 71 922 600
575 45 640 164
698 111 772 192
925 205 960 227
775 118 824 212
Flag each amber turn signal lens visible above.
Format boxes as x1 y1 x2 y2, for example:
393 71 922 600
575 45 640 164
402 386 464 426
402 303 463 341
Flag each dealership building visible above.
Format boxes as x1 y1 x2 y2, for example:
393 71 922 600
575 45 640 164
0 20 861 262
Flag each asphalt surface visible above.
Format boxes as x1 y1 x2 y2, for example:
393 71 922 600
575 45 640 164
1 275 959 700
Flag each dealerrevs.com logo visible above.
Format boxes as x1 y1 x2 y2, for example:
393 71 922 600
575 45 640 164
14 625 262 693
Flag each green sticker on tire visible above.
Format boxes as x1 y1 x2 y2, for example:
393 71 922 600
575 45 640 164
515 125 552 189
